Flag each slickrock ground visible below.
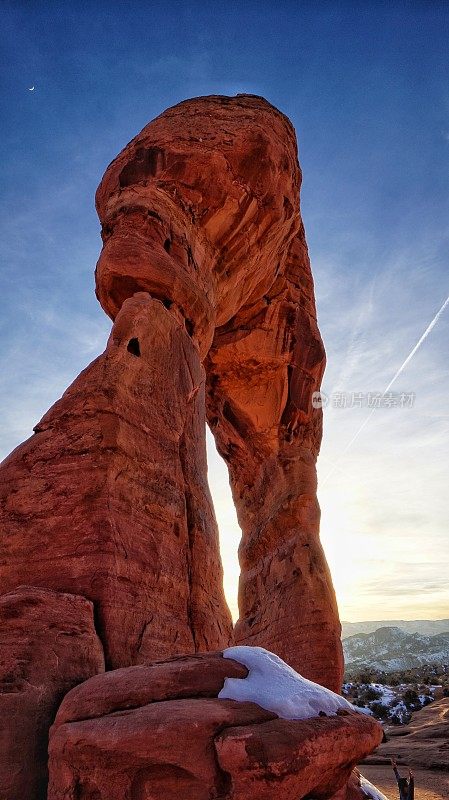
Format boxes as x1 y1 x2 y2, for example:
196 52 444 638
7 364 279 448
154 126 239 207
48 652 383 800
0 586 104 800
364 698 449 770
359 698 449 798
360 766 448 800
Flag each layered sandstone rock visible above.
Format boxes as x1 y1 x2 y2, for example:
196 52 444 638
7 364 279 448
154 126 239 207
0 294 232 669
215 713 383 799
95 95 305 356
94 94 343 691
0 94 342 688
48 652 383 800
0 586 104 800
53 652 248 726
0 94 351 798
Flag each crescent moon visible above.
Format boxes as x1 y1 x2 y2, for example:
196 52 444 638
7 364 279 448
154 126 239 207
28 86 35 91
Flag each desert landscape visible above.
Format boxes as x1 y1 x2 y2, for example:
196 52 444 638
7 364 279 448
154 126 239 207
1 4 448 800
361 697 449 799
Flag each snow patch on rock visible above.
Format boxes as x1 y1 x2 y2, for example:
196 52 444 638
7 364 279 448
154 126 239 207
219 646 360 720
359 774 389 800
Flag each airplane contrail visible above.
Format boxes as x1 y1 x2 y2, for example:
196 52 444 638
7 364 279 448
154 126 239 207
321 292 449 486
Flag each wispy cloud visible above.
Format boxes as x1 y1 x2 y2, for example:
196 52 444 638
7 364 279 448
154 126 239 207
316 236 449 619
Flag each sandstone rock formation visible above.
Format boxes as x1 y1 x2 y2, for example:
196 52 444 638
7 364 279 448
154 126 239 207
48 652 383 800
53 651 248 726
0 586 104 800
0 294 232 669
0 94 357 799
95 93 343 691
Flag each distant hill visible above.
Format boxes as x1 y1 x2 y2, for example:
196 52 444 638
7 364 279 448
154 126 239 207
343 626 449 672
341 619 449 639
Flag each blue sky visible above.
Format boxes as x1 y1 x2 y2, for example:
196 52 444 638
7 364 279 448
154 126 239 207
1 1 448 621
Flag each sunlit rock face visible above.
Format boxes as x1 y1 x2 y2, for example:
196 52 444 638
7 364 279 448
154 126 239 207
47 651 383 800
0 294 233 669
0 94 345 800
95 94 302 356
95 94 343 691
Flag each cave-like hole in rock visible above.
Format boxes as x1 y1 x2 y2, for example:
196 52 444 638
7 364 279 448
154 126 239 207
127 337 141 357
206 427 241 622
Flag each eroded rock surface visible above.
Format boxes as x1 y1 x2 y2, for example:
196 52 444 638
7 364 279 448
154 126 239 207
215 714 383 799
48 652 383 800
1 94 350 798
53 652 248 727
0 294 232 669
94 94 343 691
0 586 104 800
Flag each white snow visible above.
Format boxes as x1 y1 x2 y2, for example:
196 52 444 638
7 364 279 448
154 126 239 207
388 699 410 723
359 774 389 800
355 704 374 716
219 646 361 720
370 683 395 704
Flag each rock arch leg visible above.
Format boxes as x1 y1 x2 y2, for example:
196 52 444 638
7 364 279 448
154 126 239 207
206 234 344 692
0 295 232 669
69 92 342 684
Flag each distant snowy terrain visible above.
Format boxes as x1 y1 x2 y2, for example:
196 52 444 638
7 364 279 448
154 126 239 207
343 626 449 672
342 619 449 639
342 679 435 724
